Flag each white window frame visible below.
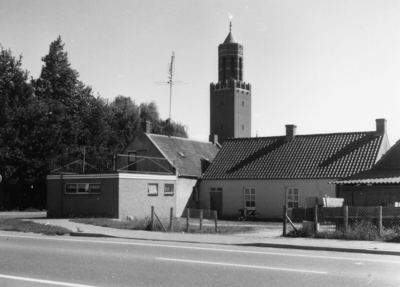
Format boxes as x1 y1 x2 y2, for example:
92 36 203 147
65 183 101 194
286 187 299 208
244 187 256 210
148 183 158 196
164 184 174 196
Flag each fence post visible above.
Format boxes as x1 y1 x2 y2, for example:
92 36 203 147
214 210 218 233
169 207 173 232
200 209 203 233
314 204 319 235
343 205 348 231
282 205 287 236
151 206 154 231
377 206 382 237
186 208 190 232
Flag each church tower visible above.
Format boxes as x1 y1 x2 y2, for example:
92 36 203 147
209 22 251 144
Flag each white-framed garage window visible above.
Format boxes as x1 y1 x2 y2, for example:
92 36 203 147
286 187 299 208
244 187 256 209
65 183 101 194
164 184 174 196
148 183 158 196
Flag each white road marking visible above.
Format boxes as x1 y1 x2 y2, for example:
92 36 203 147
0 233 399 264
157 258 328 274
0 274 99 287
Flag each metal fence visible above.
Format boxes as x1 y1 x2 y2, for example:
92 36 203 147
283 205 400 235
50 154 175 175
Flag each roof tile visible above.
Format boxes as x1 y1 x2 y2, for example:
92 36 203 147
202 131 384 180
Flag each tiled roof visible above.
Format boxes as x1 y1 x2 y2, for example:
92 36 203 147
202 132 385 180
148 134 220 177
334 140 400 185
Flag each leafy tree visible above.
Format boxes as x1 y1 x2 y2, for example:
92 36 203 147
32 36 94 156
108 95 140 152
0 45 46 209
139 101 188 138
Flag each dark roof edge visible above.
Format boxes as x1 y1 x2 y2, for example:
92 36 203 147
149 133 215 145
178 174 200 179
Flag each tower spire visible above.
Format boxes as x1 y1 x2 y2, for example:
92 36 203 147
230 21 232 32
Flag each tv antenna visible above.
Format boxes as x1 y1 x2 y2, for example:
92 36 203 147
155 52 186 121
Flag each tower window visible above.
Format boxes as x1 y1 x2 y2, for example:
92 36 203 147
221 100 223 106
222 57 226 81
242 101 244 107
242 125 244 131
231 57 235 80
239 58 243 81
221 124 223 130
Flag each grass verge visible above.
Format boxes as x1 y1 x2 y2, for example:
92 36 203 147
285 221 400 242
70 218 261 234
0 218 71 236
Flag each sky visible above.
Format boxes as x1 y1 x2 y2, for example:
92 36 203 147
1 0 400 144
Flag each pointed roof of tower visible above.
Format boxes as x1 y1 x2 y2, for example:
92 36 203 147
223 21 237 44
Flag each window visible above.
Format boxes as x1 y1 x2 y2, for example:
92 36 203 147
286 187 299 208
244 187 256 209
148 184 158 196
222 57 226 80
242 125 244 131
242 101 244 107
221 100 223 106
177 151 186 158
65 183 101 194
164 184 174 196
221 124 223 130
231 57 235 79
210 187 222 192
239 58 243 81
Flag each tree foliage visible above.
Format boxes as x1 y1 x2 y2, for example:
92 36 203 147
0 37 189 210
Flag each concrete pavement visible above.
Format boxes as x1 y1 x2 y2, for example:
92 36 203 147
19 215 400 257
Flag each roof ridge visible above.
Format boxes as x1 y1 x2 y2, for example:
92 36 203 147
149 133 213 144
225 131 378 141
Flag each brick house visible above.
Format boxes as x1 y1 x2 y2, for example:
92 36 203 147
199 119 390 219
333 137 400 207
47 125 219 219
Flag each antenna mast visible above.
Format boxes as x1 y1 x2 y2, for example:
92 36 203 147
168 52 175 120
155 52 186 121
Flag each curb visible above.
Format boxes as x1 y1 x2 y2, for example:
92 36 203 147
69 232 400 257
237 243 400 256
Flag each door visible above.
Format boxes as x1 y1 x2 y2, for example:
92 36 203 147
210 192 223 219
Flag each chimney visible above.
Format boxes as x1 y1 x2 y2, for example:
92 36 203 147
375 118 387 135
285 125 297 141
209 134 219 145
141 119 151 134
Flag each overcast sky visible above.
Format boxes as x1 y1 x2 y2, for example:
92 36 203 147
1 0 400 144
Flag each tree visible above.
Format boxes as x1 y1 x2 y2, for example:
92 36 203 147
139 101 188 138
108 95 140 153
32 36 94 156
0 45 47 209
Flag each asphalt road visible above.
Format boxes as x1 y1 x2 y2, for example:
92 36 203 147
0 232 399 287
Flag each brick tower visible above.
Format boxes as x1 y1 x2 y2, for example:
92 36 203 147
209 22 251 145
